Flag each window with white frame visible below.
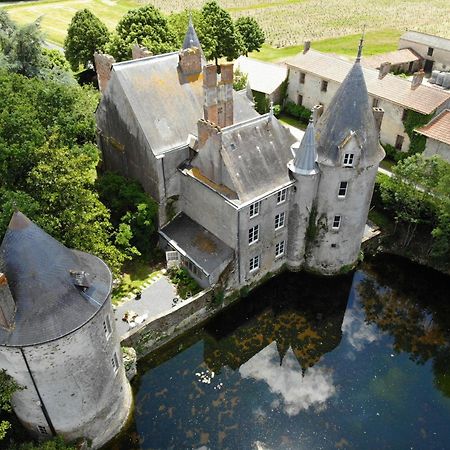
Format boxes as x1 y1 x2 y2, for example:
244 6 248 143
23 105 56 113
343 153 354 167
103 315 112 340
275 241 285 258
277 188 287 204
338 181 348 198
332 215 341 229
275 212 285 230
249 255 260 272
248 225 259 245
249 201 260 218
111 352 119 374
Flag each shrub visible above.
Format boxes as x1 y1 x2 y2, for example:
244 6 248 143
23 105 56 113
284 101 311 123
168 266 201 299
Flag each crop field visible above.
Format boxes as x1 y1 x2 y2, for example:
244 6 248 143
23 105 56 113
3 0 450 58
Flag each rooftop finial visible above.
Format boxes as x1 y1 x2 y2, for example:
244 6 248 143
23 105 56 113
356 26 366 63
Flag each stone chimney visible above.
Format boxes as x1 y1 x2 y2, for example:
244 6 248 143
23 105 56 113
378 62 391 79
179 47 202 77
312 104 324 124
203 64 218 125
94 52 116 93
411 70 425 89
372 107 384 135
0 273 16 330
197 119 221 148
303 41 311 54
132 44 153 60
219 63 234 128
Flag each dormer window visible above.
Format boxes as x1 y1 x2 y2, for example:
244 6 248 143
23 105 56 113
343 153 354 167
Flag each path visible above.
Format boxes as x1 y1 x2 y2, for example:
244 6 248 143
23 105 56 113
114 276 177 339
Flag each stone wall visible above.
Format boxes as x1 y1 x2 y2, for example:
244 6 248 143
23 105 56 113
121 289 215 358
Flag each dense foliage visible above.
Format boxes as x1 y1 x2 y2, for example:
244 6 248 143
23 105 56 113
0 70 133 275
106 5 177 61
0 370 21 441
233 67 248 91
377 154 450 264
402 110 433 154
284 101 312 123
64 9 110 71
168 267 201 299
96 172 158 258
235 16 265 56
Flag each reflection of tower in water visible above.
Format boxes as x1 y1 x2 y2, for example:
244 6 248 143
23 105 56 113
203 270 352 374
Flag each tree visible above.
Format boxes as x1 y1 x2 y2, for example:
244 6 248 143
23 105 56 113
0 370 21 441
233 67 248 91
64 9 110 71
106 5 177 62
0 13 44 78
200 1 243 65
235 16 265 56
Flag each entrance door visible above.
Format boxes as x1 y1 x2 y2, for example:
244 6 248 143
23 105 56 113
424 59 434 74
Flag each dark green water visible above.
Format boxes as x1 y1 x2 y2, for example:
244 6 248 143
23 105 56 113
109 255 450 450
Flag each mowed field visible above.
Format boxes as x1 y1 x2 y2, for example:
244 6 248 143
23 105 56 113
3 0 450 60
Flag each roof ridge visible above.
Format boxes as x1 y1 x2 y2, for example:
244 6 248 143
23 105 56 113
113 51 179 69
221 113 270 133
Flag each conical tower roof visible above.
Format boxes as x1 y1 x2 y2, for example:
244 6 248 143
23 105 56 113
288 117 319 175
0 212 112 347
183 16 202 52
315 41 384 167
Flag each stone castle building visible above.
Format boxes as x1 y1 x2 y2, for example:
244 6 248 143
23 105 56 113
0 212 132 448
96 26 384 289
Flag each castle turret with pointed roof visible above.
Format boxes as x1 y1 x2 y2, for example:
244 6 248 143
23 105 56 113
0 212 132 448
304 37 385 273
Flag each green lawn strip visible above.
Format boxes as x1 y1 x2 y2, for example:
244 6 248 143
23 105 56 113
250 29 401 62
112 259 162 305
278 113 307 130
228 0 303 13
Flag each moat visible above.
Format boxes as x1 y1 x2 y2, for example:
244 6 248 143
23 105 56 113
110 254 450 450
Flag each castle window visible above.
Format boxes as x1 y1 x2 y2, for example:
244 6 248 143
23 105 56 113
401 109 408 121
343 153 354 167
277 188 287 204
395 135 404 150
248 225 259 245
111 352 119 374
103 315 112 340
275 241 285 258
427 47 434 56
332 215 341 230
321 80 328 92
297 94 303 106
275 212 286 230
249 255 260 272
299 72 305 84
372 98 379 107
249 201 260 218
37 426 48 435
338 181 348 198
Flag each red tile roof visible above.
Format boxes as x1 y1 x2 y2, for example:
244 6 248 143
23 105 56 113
416 110 450 146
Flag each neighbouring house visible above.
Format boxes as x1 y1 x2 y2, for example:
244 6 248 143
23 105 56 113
284 48 450 152
0 212 132 448
96 24 384 290
235 56 288 104
398 31 450 73
362 48 422 74
416 109 450 162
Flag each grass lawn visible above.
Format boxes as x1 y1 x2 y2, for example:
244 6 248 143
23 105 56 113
251 29 401 62
278 113 307 130
111 258 163 305
379 158 396 172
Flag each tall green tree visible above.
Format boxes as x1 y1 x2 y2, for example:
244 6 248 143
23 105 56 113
200 1 243 64
235 16 265 56
64 9 110 71
106 5 177 62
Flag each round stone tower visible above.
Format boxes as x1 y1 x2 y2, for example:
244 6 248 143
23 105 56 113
305 40 385 274
286 116 320 270
0 212 132 448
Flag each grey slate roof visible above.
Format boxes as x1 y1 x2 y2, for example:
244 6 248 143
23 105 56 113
183 17 202 51
107 53 258 156
160 213 234 276
289 117 318 175
400 31 450 53
0 212 112 347
220 116 297 202
315 60 384 167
